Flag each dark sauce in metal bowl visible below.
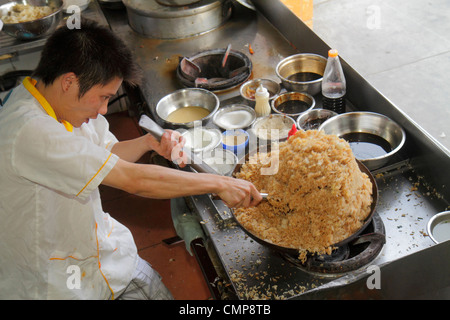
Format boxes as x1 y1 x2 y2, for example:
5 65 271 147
340 132 392 159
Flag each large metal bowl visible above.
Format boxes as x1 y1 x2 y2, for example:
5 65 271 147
275 53 327 95
0 0 63 40
319 111 406 170
155 88 220 129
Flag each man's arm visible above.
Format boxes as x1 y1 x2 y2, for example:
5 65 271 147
101 158 261 208
110 130 186 165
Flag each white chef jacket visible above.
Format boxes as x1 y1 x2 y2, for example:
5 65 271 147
0 78 138 300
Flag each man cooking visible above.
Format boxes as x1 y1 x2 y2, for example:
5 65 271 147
0 19 261 299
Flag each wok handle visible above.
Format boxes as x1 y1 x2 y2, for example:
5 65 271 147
138 114 219 175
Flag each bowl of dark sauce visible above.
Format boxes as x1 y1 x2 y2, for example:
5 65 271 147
271 91 315 118
296 109 337 131
318 112 406 170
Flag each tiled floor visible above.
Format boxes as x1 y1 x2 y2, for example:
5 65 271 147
100 111 212 300
312 0 450 152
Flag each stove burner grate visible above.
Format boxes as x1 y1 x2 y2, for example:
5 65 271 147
280 213 386 275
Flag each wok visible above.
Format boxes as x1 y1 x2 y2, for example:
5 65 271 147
139 115 378 256
230 147 379 257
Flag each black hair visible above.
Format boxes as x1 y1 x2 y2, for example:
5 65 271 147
32 18 142 97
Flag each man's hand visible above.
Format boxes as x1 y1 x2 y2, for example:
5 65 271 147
146 130 188 168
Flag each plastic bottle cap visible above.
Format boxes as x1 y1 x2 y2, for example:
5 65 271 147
256 84 268 93
328 49 339 58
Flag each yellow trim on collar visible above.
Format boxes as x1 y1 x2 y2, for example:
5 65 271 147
23 77 74 132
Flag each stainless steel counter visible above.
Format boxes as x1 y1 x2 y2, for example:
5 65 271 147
101 1 450 299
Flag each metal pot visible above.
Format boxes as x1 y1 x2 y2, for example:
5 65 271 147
122 0 232 39
230 147 379 256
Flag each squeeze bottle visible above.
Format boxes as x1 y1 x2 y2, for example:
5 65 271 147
254 84 271 117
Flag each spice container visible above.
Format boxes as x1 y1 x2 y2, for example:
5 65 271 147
254 84 271 118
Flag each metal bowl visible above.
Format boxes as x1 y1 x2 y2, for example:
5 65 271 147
203 148 238 176
271 91 315 118
155 88 219 129
427 211 450 244
180 127 222 154
319 111 406 170
240 78 281 103
296 108 337 131
213 104 256 130
251 114 296 142
275 53 327 95
0 0 63 40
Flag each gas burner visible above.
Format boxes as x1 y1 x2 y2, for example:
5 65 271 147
280 213 386 275
177 48 252 91
0 70 33 93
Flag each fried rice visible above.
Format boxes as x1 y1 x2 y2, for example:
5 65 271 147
234 130 373 260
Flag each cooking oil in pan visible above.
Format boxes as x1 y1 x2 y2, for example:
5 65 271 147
340 132 392 159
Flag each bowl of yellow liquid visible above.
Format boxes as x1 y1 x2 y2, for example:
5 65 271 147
156 88 219 128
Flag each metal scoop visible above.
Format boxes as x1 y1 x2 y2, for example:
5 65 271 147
139 114 267 200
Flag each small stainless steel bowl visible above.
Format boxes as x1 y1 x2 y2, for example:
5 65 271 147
240 78 281 103
156 88 219 129
0 0 63 40
213 104 256 130
427 211 450 244
251 114 296 142
296 108 337 131
318 111 406 170
276 53 327 95
180 127 222 154
271 91 315 118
